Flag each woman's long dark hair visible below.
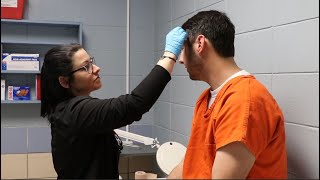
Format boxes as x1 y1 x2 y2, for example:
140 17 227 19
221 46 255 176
41 43 83 120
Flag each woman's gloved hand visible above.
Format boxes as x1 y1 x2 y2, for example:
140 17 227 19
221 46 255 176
165 27 188 58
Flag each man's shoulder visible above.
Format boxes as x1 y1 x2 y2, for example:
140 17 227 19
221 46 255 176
226 75 270 95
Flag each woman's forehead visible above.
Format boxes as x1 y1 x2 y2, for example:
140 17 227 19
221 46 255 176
72 49 90 65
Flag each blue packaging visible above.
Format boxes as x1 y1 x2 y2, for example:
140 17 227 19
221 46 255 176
12 86 30 100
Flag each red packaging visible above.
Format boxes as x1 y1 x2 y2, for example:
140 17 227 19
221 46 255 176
1 0 25 20
36 74 41 100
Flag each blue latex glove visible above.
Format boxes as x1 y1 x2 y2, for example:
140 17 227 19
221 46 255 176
165 27 188 57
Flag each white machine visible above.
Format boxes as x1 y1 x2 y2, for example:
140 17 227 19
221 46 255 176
114 129 160 148
115 129 186 175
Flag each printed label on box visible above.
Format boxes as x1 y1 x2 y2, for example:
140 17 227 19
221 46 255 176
7 86 30 100
13 86 30 100
1 0 18 8
2 53 39 71
7 86 13 100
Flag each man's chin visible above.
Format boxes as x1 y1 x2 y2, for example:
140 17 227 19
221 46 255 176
189 75 198 81
94 84 102 91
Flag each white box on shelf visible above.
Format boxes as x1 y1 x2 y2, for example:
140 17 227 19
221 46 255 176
1 79 5 100
2 53 40 71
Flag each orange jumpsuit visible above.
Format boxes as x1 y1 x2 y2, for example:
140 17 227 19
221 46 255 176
183 75 287 179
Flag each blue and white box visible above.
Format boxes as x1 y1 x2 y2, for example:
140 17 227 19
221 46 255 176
7 86 31 101
2 53 39 71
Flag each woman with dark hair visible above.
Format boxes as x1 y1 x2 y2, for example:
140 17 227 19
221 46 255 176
40 27 187 179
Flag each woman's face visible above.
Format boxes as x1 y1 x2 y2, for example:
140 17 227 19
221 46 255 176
69 48 102 96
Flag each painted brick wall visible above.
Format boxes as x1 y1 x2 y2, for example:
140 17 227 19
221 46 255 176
153 0 319 179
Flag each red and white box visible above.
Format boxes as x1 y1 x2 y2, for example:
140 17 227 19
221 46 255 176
7 85 13 100
1 0 25 20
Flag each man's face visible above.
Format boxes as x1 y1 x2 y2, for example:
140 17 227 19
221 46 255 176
179 41 203 80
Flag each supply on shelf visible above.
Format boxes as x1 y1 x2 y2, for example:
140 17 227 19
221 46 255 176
2 53 39 71
1 78 5 100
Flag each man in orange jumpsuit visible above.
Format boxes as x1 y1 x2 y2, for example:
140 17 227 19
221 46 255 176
168 10 287 179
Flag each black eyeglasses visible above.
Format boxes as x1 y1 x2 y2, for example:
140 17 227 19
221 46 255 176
68 57 95 75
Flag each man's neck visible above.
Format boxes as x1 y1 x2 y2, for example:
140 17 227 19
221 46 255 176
203 57 241 90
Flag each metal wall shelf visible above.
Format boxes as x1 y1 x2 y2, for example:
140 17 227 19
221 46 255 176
1 19 82 105
1 70 40 74
1 100 41 104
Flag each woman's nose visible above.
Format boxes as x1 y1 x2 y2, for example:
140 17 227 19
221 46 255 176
93 64 100 73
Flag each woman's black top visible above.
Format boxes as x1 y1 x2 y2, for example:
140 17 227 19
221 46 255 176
49 65 171 179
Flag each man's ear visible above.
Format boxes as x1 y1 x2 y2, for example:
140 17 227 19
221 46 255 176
58 76 70 88
195 35 206 54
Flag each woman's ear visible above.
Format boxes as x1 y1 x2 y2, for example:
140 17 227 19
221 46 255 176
58 76 70 88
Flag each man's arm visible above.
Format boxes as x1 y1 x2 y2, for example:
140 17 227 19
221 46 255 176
212 141 256 179
167 158 184 179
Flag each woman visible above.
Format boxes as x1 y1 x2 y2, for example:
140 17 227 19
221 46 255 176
40 27 187 179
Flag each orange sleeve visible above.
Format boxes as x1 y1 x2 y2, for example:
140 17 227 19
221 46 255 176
213 79 268 158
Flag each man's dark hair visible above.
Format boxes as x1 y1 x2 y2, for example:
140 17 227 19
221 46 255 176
182 10 235 57
40 43 82 119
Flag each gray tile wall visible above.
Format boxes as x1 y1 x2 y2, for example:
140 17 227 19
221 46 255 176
1 0 319 179
153 0 319 179
1 0 128 153
27 127 51 153
1 128 28 154
129 0 156 129
1 127 51 154
1 0 157 155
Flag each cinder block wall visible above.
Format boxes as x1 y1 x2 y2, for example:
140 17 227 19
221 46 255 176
1 0 318 179
1 0 158 179
153 0 319 179
1 127 56 179
1 0 130 179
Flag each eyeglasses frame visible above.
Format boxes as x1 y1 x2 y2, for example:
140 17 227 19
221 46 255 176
68 57 95 76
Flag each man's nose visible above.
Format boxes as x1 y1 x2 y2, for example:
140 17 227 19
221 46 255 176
178 57 184 64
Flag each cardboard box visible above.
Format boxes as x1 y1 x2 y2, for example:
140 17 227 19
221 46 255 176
1 79 5 100
1 0 25 20
7 85 13 100
2 53 39 71
7 86 30 100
